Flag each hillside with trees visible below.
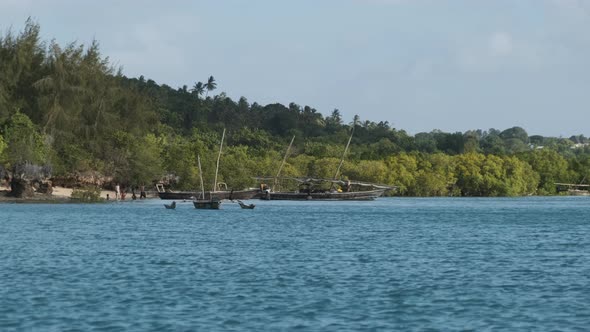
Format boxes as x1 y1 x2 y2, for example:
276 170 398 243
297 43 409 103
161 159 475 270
2 20 590 197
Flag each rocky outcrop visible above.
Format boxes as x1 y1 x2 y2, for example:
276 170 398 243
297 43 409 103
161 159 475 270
7 178 53 198
7 162 53 198
35 180 53 194
9 178 35 198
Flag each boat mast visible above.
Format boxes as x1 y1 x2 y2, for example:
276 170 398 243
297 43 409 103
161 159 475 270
274 135 295 191
332 123 355 182
198 155 205 199
213 128 225 193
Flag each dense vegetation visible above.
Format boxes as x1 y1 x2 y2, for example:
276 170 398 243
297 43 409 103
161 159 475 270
1 20 590 196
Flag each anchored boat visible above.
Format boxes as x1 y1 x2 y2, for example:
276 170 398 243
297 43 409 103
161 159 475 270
255 125 395 201
256 177 393 201
156 129 257 201
193 154 221 209
156 184 258 200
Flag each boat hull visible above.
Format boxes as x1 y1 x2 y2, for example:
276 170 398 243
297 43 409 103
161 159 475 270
568 189 590 196
258 188 387 201
193 198 221 209
158 188 259 200
158 191 198 200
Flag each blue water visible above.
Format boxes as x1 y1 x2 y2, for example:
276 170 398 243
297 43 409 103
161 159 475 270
1 197 589 331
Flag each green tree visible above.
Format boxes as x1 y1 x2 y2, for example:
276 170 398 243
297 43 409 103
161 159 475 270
412 153 456 196
191 81 205 99
0 133 6 158
463 130 480 153
520 149 573 195
414 132 437 153
503 155 539 195
161 135 200 190
204 75 216 98
219 145 257 190
385 153 418 195
325 109 343 133
0 18 46 123
129 134 164 186
34 41 84 138
481 130 506 155
433 131 464 154
1 111 47 166
454 153 485 196
500 126 529 143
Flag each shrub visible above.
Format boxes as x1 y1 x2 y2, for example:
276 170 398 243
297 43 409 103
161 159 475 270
71 186 103 202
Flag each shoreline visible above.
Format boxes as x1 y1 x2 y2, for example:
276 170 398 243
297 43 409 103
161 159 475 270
0 186 132 203
0 184 576 203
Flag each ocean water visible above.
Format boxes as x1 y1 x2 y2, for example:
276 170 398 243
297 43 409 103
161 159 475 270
1 197 589 331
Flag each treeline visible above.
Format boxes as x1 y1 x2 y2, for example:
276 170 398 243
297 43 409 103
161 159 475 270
1 20 589 196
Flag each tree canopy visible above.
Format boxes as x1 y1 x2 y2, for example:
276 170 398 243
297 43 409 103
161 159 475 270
1 20 588 196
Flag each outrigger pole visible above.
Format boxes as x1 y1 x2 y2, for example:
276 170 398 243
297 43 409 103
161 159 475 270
333 123 355 182
198 155 205 199
213 128 225 194
274 135 295 191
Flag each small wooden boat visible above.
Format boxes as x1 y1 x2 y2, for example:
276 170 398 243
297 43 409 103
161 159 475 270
237 200 255 209
193 196 221 209
159 129 256 203
555 182 590 196
254 128 394 201
193 155 222 210
156 185 258 200
164 201 176 209
254 177 394 201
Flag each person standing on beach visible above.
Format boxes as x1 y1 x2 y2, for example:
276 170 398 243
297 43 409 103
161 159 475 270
140 185 146 199
115 183 120 200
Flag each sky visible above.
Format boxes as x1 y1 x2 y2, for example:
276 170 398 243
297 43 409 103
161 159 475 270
1 0 590 137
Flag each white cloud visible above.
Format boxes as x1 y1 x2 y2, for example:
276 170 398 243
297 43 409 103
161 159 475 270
453 31 544 73
0 0 32 10
489 32 513 56
552 0 584 9
549 0 590 19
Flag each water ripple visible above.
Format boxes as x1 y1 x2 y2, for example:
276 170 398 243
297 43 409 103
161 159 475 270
1 197 589 330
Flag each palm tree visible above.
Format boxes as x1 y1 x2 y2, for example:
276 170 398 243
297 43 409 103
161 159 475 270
329 109 342 125
204 75 217 98
191 81 204 100
352 114 360 127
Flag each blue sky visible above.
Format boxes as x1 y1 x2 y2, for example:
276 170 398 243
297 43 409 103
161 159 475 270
1 0 590 137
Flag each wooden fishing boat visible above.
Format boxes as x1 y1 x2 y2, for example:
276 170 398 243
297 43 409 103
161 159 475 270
157 129 257 201
555 183 590 196
254 126 395 201
193 155 221 210
260 190 386 201
193 196 221 209
255 177 393 201
156 185 258 200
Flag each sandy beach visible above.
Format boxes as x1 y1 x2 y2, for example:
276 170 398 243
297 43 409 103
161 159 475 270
51 186 116 199
0 184 118 202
